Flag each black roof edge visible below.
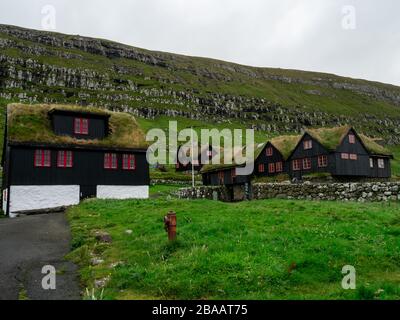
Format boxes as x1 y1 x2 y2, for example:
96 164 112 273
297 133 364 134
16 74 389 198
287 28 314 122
8 141 147 153
48 108 111 118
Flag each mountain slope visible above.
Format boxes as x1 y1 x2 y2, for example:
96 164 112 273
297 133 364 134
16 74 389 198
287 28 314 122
1 24 400 143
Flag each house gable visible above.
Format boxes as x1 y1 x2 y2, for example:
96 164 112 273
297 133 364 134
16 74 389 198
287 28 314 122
289 132 330 160
335 128 368 155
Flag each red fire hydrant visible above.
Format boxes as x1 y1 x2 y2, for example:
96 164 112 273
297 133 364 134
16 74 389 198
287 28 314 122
164 211 177 241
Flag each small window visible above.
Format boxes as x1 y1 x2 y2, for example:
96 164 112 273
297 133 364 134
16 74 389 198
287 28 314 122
303 158 312 170
303 140 313 150
370 158 374 168
104 153 118 169
122 154 136 170
341 153 349 160
276 162 283 172
34 149 51 167
318 155 328 168
231 168 236 181
378 159 385 169
258 164 265 173
57 151 73 168
292 159 301 171
268 163 275 173
74 118 89 135
266 147 273 156
218 171 224 183
349 154 358 160
349 134 355 144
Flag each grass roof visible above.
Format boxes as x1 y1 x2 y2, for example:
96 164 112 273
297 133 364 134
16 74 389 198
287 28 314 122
306 125 392 156
201 135 301 174
270 135 302 160
306 126 351 151
7 103 147 149
359 134 392 156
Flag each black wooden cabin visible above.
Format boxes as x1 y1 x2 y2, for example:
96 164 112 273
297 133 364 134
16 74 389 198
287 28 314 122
2 104 149 217
176 144 218 172
287 127 393 180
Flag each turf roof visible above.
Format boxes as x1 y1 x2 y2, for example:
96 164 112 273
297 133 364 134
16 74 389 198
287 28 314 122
201 135 302 173
305 125 392 156
269 135 302 160
7 103 147 149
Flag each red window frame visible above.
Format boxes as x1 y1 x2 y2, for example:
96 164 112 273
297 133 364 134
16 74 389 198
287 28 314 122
34 149 51 167
268 163 275 173
341 153 349 160
258 164 265 173
303 140 312 150
57 150 73 168
104 153 118 169
266 147 273 156
303 158 312 170
292 159 301 171
231 168 237 178
349 134 355 144
122 154 136 170
176 162 180 169
318 155 328 168
349 154 358 160
276 162 283 172
74 118 89 135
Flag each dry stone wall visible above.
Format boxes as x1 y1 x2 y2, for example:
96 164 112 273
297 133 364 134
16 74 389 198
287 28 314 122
177 182 400 202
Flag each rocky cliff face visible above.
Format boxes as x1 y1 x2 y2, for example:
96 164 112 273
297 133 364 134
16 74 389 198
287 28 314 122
1 24 400 143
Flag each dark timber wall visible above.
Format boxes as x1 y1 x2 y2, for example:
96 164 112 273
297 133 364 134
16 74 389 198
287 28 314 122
254 142 287 176
8 146 149 186
52 114 108 140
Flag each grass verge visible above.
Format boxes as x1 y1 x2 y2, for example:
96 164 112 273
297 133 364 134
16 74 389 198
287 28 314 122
67 197 400 300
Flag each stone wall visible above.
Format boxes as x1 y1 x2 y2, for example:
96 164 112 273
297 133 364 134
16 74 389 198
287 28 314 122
177 182 400 202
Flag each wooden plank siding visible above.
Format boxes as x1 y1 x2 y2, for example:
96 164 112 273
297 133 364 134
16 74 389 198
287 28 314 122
51 113 108 140
288 133 332 179
254 142 287 177
8 146 149 186
202 168 250 186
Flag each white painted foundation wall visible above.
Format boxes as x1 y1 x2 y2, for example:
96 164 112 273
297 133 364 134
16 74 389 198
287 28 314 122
97 185 149 199
8 185 80 218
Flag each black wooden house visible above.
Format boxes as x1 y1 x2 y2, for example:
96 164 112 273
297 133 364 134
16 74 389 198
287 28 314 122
287 126 393 180
175 144 219 172
2 103 149 217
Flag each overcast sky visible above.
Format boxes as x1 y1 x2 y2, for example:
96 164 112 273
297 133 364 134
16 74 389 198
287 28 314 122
1 0 399 86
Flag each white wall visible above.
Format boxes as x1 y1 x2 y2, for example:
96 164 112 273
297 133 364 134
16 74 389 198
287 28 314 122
96 185 149 199
9 185 80 218
2 188 7 214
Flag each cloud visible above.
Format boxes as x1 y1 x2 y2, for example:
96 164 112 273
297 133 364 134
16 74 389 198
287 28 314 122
0 0 399 85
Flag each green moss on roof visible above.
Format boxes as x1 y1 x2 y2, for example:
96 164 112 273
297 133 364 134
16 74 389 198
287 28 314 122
306 126 351 151
7 103 147 149
359 134 392 156
270 135 302 160
306 125 392 156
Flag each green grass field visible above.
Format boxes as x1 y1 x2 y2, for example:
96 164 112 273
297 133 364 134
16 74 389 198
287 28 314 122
67 190 400 300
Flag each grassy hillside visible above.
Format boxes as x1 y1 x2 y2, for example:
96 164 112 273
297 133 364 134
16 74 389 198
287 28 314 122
67 194 400 300
1 24 400 144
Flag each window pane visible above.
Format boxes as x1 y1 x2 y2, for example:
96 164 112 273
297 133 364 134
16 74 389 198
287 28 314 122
111 154 117 168
74 118 81 133
44 150 51 166
104 153 110 168
81 119 88 134
66 151 72 167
